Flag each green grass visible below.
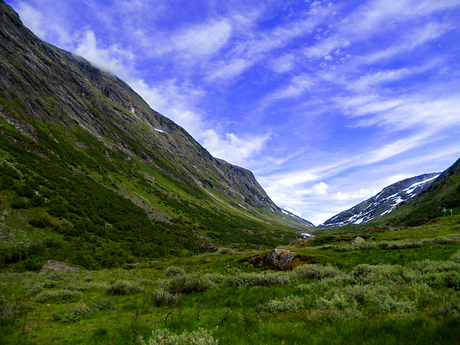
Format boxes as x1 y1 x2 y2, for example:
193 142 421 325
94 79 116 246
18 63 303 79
2 218 460 344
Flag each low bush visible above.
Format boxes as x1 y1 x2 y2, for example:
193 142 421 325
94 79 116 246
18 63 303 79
166 274 217 294
54 303 93 322
0 296 14 319
422 271 460 290
291 264 343 280
433 299 460 319
138 327 218 345
224 272 291 288
165 267 185 277
352 264 403 284
257 296 303 313
33 289 81 303
152 289 181 307
311 292 362 320
53 298 115 322
106 280 144 295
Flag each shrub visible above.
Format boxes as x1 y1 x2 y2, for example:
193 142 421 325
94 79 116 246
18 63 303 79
422 271 460 290
54 303 92 322
291 264 343 280
135 278 153 286
322 284 416 315
204 273 226 284
152 289 181 307
352 264 403 284
27 282 44 296
0 296 14 319
89 298 116 311
165 267 185 277
33 289 81 303
54 299 115 322
166 274 217 294
257 296 303 314
311 292 362 320
138 327 218 345
433 299 460 319
216 247 236 255
450 251 460 263
106 280 144 295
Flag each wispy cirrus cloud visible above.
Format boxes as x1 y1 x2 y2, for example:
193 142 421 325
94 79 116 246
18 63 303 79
7 0 460 225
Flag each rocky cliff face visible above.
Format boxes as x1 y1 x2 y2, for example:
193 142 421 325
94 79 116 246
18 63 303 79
320 173 440 228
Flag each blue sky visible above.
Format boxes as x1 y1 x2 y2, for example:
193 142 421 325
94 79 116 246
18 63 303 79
6 0 460 225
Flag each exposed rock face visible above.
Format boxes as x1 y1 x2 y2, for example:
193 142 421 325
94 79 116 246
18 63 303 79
40 260 82 273
350 237 365 245
264 249 296 270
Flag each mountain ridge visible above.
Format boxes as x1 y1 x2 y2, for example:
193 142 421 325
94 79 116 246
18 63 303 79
0 0 313 270
320 173 440 228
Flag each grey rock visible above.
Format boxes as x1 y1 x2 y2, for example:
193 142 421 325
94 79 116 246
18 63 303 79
40 260 83 273
350 236 365 245
265 249 296 270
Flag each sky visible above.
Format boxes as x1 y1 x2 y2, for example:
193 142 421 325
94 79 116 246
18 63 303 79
5 0 460 225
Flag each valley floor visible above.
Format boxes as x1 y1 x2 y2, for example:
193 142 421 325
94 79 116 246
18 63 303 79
1 216 460 344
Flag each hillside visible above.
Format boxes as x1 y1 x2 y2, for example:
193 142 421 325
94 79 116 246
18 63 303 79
320 173 439 228
0 1 311 270
387 157 460 226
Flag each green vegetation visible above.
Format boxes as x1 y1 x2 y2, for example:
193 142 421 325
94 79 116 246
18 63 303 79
1 217 460 344
0 113 297 271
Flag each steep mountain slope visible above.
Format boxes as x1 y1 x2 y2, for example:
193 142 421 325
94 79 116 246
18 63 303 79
388 158 460 226
0 1 310 270
320 173 439 228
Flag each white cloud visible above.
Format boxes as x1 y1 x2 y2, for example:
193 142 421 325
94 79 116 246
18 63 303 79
74 31 135 76
174 20 232 58
15 2 46 37
152 19 232 61
312 182 329 195
202 130 270 166
283 207 302 218
15 2 73 46
206 58 251 81
385 174 413 185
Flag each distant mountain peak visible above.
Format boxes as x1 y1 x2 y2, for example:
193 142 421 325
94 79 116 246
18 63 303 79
320 173 440 228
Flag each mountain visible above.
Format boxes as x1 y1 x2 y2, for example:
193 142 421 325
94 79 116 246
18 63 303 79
280 208 315 229
320 173 440 228
0 1 311 270
388 158 460 226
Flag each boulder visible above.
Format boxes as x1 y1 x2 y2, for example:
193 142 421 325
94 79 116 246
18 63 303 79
264 249 296 270
350 236 365 245
40 260 82 273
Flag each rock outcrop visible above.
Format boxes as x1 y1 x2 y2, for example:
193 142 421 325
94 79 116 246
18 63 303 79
249 248 297 270
40 260 82 273
350 236 365 245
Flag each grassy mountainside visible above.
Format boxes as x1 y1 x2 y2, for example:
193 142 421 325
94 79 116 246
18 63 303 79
0 1 310 271
388 158 460 226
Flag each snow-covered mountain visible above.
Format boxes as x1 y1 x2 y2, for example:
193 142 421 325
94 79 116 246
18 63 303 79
319 173 440 228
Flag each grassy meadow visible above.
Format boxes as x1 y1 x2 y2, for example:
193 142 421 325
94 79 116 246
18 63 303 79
1 215 460 344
